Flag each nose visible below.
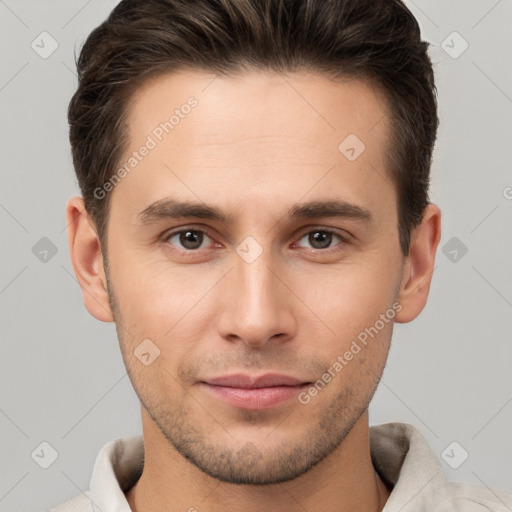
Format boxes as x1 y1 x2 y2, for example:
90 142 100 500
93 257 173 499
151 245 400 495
216 248 297 348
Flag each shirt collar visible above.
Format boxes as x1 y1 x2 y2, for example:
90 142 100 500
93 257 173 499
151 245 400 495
369 423 444 511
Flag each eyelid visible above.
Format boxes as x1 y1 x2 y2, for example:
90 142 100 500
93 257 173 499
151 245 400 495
292 226 350 251
161 225 217 248
295 225 351 241
161 224 352 252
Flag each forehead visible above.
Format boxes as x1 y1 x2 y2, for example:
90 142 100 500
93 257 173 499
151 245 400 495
113 69 394 223
126 68 390 157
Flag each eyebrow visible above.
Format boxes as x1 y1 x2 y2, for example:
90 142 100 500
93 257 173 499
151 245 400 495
136 197 372 225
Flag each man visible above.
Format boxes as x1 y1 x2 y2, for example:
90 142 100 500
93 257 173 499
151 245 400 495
53 0 512 510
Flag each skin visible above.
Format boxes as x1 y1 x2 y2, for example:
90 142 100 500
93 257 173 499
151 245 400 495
66 69 441 512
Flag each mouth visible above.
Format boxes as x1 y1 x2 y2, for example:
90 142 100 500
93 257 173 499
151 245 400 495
199 373 312 410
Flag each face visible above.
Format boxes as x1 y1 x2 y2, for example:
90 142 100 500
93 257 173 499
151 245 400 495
101 70 405 484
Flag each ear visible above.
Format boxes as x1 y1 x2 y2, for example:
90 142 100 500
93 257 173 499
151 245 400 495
66 196 114 322
395 203 441 323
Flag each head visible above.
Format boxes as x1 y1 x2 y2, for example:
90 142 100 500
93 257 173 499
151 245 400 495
66 0 441 485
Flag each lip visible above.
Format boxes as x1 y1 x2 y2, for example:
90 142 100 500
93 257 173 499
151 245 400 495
200 373 310 410
204 373 306 388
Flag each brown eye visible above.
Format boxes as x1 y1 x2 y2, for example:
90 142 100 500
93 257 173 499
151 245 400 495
165 229 210 250
296 229 345 250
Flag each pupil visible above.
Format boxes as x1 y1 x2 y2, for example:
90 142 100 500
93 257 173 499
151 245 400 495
181 230 202 249
310 231 331 249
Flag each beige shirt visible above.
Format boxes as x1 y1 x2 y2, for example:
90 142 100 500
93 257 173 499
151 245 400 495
50 422 512 511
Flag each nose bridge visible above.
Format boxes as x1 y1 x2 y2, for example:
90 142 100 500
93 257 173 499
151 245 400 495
217 242 295 346
239 247 279 310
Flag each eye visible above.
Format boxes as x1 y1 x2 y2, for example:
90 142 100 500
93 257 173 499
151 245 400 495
295 229 346 251
162 227 348 254
164 229 213 251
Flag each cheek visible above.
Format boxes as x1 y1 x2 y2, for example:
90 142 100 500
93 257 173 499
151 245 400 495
107 248 216 370
108 241 193 319
294 258 400 346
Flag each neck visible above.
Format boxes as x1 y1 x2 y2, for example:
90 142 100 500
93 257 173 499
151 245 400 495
126 408 390 512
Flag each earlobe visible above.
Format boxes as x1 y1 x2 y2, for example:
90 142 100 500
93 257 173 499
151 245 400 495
66 196 114 322
395 203 442 324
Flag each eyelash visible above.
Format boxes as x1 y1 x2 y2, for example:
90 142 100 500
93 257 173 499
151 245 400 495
161 226 349 255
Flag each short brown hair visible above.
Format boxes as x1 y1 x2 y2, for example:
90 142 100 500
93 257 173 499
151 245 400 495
68 0 438 255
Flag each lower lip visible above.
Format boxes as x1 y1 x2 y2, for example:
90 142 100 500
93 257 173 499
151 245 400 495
200 383 309 410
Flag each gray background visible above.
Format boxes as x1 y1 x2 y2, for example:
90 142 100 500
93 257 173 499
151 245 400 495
1 1 511 510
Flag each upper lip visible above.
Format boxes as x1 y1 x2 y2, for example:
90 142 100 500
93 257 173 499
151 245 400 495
203 373 308 389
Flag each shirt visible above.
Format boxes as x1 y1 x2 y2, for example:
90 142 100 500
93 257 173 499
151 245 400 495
50 422 512 511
